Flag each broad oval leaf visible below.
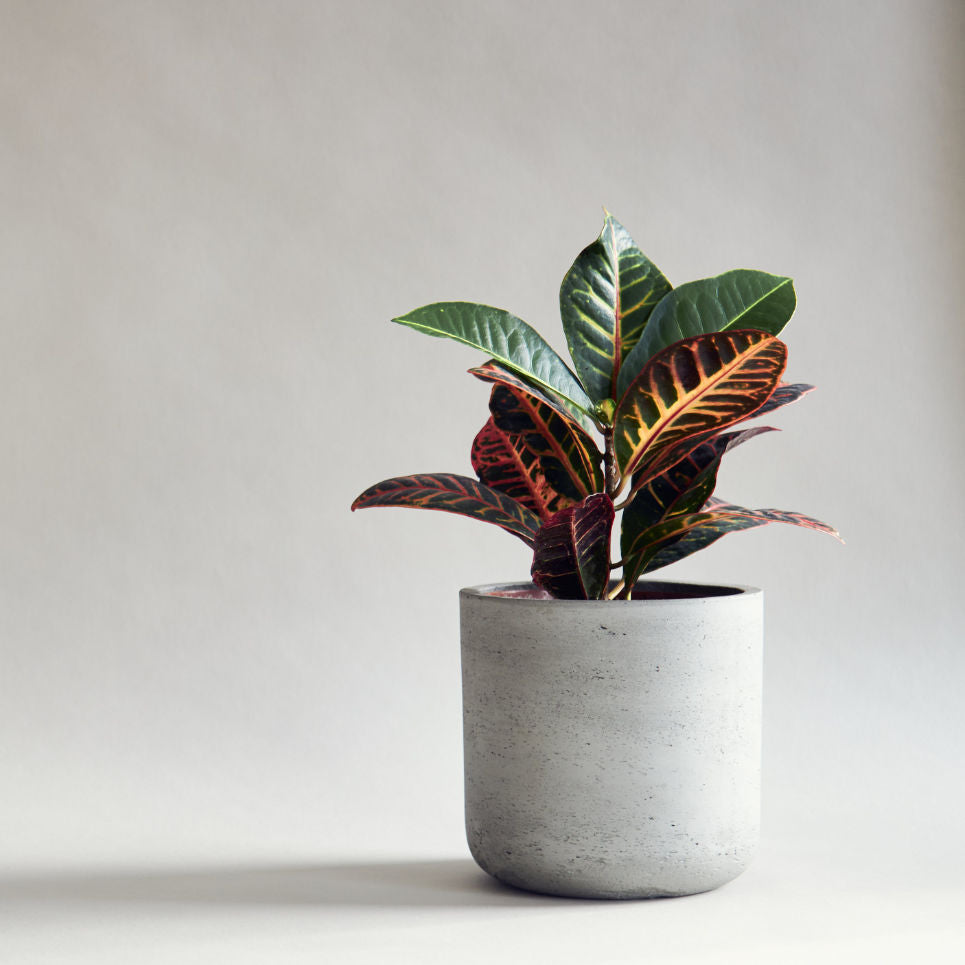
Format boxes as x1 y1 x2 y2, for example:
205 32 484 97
617 270 795 397
560 214 671 403
613 330 787 479
531 493 615 600
471 417 572 520
488 384 604 505
468 360 597 435
393 302 595 424
351 473 541 547
622 497 842 588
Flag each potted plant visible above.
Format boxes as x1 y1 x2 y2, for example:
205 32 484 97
352 213 840 899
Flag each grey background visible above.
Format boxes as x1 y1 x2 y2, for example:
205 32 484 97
2 0 963 961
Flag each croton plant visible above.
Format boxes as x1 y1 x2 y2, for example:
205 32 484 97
352 214 840 600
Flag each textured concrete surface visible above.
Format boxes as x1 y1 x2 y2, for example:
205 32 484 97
460 581 763 898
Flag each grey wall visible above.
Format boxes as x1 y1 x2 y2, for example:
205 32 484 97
2 0 962 872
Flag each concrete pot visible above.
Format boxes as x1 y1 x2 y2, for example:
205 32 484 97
460 580 763 899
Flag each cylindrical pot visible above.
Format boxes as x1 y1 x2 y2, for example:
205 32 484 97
460 580 762 899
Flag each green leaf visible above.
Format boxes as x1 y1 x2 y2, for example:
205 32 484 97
468 360 597 435
471 416 574 521
351 473 541 547
531 493 615 600
613 330 787 480
616 270 795 397
487 384 604 505
559 214 671 403
393 302 595 424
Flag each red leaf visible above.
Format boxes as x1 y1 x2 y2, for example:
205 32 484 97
531 493 615 600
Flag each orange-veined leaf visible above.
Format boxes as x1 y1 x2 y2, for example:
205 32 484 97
471 417 571 520
621 496 842 590
620 426 776 559
487 384 603 505
613 330 787 480
351 473 541 547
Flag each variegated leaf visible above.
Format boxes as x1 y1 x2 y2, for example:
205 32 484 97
471 417 571 520
617 270 795 396
559 214 671 403
620 426 776 560
621 496 842 589
613 330 787 480
351 473 541 546
531 493 615 600
487 385 604 505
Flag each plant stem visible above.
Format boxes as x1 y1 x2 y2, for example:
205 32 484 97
606 579 626 600
603 426 624 596
603 426 620 500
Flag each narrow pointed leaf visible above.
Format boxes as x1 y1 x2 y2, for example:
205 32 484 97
613 330 787 479
531 493 615 600
487 384 603 504
351 473 541 546
745 382 814 419
622 497 842 587
468 360 597 435
393 302 595 423
471 417 571 520
617 271 795 397
620 426 777 558
560 214 671 403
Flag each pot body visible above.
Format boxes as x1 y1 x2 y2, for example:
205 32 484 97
460 580 763 899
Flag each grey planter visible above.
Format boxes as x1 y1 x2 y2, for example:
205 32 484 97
460 580 763 899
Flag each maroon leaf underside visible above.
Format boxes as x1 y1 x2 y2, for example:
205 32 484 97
531 493 615 600
351 472 541 547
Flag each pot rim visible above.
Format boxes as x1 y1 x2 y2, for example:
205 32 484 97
461 579 761 606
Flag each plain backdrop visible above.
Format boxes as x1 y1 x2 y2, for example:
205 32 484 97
1 1 963 961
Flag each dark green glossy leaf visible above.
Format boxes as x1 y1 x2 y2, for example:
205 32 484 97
351 473 541 546
559 214 671 403
613 330 787 479
617 270 795 397
531 493 615 600
393 302 595 424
